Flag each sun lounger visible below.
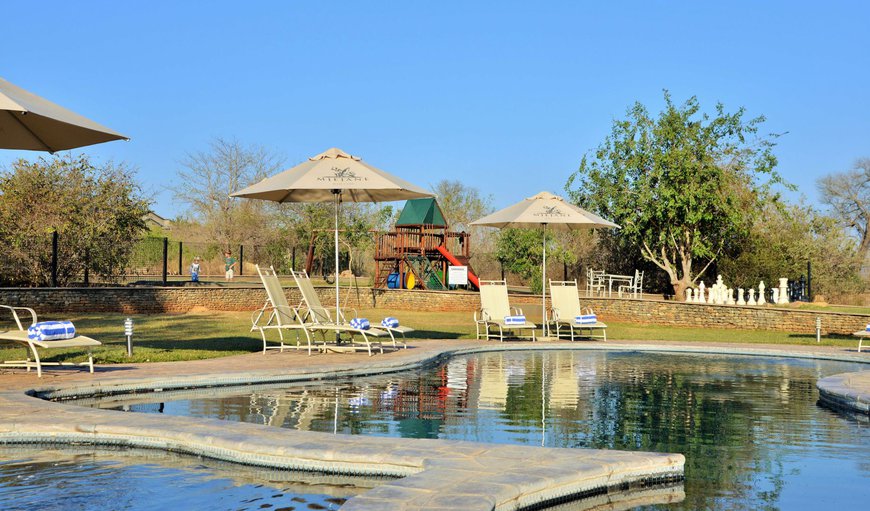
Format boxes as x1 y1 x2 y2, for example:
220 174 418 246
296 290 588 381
291 269 412 351
475 280 537 341
251 265 317 355
0 305 101 377
548 280 607 341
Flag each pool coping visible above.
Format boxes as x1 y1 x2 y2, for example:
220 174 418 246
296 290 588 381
1 340 868 510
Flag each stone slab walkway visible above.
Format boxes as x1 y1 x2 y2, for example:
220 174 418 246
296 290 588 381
1 339 868 510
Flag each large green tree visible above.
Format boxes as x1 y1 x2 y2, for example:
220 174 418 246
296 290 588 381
566 92 785 299
0 154 151 286
817 157 870 263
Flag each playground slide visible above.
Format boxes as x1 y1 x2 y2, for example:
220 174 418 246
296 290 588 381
436 246 480 290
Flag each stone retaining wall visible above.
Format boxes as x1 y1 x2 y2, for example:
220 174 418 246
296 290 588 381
1 286 866 335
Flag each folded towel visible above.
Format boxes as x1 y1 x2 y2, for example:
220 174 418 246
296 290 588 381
381 317 399 328
350 318 371 330
27 320 76 341
575 314 597 325
866 324 870 332
504 315 526 325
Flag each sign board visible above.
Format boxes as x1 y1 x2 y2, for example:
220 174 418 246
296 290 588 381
448 265 468 286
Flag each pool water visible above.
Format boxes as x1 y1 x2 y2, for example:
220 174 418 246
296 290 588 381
0 446 384 511
72 350 869 510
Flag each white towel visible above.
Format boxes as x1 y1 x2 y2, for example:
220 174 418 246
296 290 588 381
350 318 370 330
575 314 597 325
27 321 76 341
504 315 526 325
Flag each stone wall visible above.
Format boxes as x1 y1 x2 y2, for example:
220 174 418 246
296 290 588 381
0 286 866 335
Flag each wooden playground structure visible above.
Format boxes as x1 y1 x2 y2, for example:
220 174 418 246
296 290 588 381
373 198 480 290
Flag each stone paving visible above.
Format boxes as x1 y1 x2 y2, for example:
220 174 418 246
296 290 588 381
1 339 868 510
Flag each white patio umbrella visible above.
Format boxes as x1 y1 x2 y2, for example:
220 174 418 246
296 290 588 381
470 191 619 337
0 77 127 152
231 147 432 324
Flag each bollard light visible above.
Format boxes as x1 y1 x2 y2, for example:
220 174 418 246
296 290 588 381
124 317 134 357
815 317 822 344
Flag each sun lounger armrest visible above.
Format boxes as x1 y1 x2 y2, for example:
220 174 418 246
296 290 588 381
550 307 561 322
475 308 493 322
0 305 37 331
511 307 524 316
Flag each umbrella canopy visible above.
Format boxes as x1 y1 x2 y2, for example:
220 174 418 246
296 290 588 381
471 191 619 337
232 147 432 327
231 147 431 202
0 77 128 152
470 191 619 231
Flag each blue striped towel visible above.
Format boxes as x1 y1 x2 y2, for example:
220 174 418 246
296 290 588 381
504 315 526 325
575 314 597 325
27 321 76 341
866 324 870 332
381 317 399 328
350 318 370 330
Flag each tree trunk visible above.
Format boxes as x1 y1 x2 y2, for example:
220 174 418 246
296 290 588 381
671 277 692 301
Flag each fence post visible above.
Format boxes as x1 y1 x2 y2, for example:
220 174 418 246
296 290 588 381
178 241 183 276
239 245 244 276
162 237 168 285
807 260 812 302
292 246 297 270
51 231 58 287
83 248 90 286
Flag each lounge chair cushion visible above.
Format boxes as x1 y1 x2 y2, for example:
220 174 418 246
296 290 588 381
27 321 76 341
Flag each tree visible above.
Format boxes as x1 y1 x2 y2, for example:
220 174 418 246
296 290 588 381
566 92 786 299
718 201 864 301
431 179 493 232
0 154 151 286
495 228 577 294
817 158 870 262
173 137 284 249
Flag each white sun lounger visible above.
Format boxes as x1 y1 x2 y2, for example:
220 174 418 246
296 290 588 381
475 280 537 342
0 305 101 377
291 269 411 351
549 280 607 341
251 265 317 355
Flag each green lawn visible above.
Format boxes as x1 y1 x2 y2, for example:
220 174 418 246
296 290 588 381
0 309 860 366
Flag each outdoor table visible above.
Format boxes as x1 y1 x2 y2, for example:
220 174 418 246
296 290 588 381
604 274 634 297
853 330 870 352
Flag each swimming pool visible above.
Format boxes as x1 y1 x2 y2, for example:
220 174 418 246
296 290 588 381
69 350 870 510
0 445 388 511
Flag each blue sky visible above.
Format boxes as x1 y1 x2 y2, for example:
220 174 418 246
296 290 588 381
2 1 868 218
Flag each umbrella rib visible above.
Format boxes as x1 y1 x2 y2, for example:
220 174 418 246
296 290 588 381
4 110 53 152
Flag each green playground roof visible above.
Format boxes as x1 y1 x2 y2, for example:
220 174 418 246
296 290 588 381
396 197 448 227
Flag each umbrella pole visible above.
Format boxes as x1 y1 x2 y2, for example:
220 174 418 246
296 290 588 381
334 190 341 343
542 223 548 338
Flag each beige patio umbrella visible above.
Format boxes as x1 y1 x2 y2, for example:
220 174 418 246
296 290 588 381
231 147 432 324
471 191 619 337
0 77 128 152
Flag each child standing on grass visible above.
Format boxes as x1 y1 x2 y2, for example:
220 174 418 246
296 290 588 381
190 256 201 282
224 251 237 281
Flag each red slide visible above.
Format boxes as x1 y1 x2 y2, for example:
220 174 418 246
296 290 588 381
436 246 480 290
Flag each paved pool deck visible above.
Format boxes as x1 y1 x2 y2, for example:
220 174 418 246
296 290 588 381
1 339 868 510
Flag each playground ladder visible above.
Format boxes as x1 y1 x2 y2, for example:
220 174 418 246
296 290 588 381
405 255 445 290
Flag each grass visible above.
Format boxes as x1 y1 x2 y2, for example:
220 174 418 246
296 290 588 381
0 309 861 366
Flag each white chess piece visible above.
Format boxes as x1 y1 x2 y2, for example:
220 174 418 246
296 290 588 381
727 288 735 305
698 282 706 303
737 288 746 305
772 288 779 305
748 289 756 306
685 288 693 302
758 281 766 305
778 278 789 304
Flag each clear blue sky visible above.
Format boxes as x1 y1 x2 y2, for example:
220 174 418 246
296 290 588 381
2 1 868 218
